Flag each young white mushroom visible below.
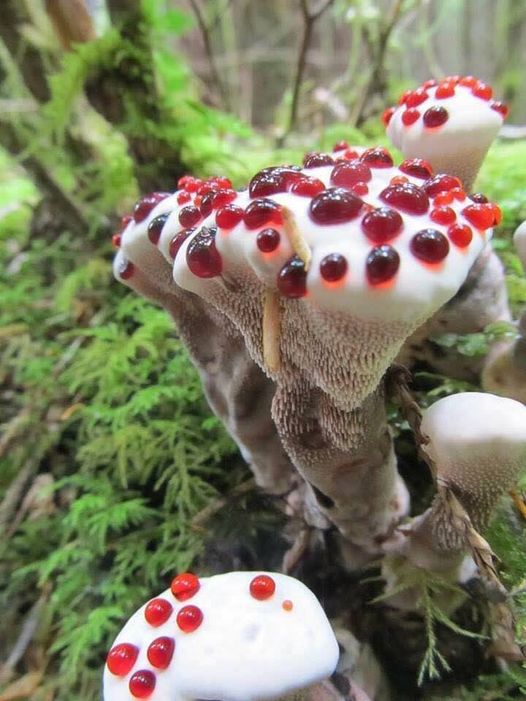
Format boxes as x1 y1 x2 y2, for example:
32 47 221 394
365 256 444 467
103 571 339 701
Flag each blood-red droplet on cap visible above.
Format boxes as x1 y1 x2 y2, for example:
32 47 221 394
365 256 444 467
117 257 134 280
250 574 276 600
244 199 283 229
215 204 244 229
186 227 223 278
177 191 191 205
459 76 477 87
362 207 403 243
257 228 280 253
309 188 363 225
171 572 200 601
435 82 455 99
468 193 488 204
320 253 348 282
430 206 456 226
129 670 156 698
448 223 472 247
176 605 203 633
212 189 237 208
179 205 202 229
147 213 169 245
332 140 349 152
423 106 449 128
423 174 462 197
112 233 121 248
330 161 372 188
410 229 450 263
399 159 433 179
145 598 173 627
147 636 175 669
360 147 393 168
107 643 139 676
462 204 496 230
472 82 492 100
490 101 509 118
303 152 335 168
184 178 203 193
352 182 368 196
366 245 400 285
405 88 428 108
277 257 307 298
249 168 289 198
290 177 325 197
379 183 429 215
133 192 170 224
177 175 193 189
402 108 420 126
169 229 192 260
382 107 395 126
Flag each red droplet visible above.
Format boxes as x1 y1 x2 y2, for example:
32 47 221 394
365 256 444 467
462 204 495 230
398 89 412 105
179 205 202 229
390 175 409 186
249 167 300 198
434 191 454 205
362 207 403 243
244 199 283 229
451 187 466 201
410 229 450 263
448 223 472 247
423 174 463 197
290 177 325 197
207 176 233 190
430 206 456 226
490 101 508 118
186 227 223 277
344 149 360 160
443 74 460 84
145 598 173 627
147 213 169 245
303 152 335 168
435 82 455 99
379 183 429 215
169 229 191 260
352 182 369 196
177 191 191 205
472 82 492 100
107 643 139 676
199 192 215 217
423 106 449 128
282 600 294 611
405 88 428 108
423 79 438 89
309 188 363 225
197 183 216 197
216 204 244 229
382 107 396 126
320 253 348 282
360 147 393 168
171 572 201 601
330 161 372 188
250 574 276 600
366 245 400 285
116 214 132 234
491 203 502 225
129 670 156 698
133 192 171 224
257 228 280 252
112 233 122 248
277 257 307 298
212 189 237 208
177 175 194 189
459 75 477 88
399 159 433 179
332 140 349 152
147 636 175 669
176 605 203 633
184 178 203 193
469 193 488 204
117 257 134 280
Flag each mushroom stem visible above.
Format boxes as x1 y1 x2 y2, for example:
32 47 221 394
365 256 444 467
263 289 282 373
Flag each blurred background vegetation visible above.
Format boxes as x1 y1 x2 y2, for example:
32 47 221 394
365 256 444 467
0 1 525 700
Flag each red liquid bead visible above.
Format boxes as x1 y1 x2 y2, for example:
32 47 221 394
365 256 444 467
199 191 215 217
250 574 276 600
207 176 233 189
366 245 400 285
249 167 294 198
277 257 307 298
186 227 223 278
379 183 429 215
390 175 409 185
490 101 508 118
212 189 237 208
423 106 449 128
423 174 462 197
197 183 216 197
133 192 170 224
330 161 372 188
244 199 283 229
320 253 348 282
176 605 204 633
107 643 139 676
145 598 173 627
147 637 175 669
398 89 412 105
216 204 244 229
362 207 403 243
147 213 169 245
399 158 433 179
472 82 492 100
459 75 477 87
129 670 156 698
332 140 349 152
352 182 369 196
185 178 203 193
444 74 460 84
430 206 456 225
171 572 201 601
257 228 280 252
310 188 363 225
435 82 455 99
117 257 134 280
402 108 420 126
405 88 428 108
382 107 395 126
423 79 438 89
410 229 450 263
434 191 454 205
179 205 201 229
469 193 488 204
360 147 393 168
169 230 191 260
290 177 325 197
344 149 360 160
451 187 466 201
303 152 335 168
177 175 194 189
492 203 502 225
112 233 122 248
462 204 495 230
448 223 472 247
117 214 132 233
177 191 191 205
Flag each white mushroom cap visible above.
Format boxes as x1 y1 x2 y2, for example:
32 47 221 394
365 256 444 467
513 220 526 272
420 392 526 527
103 571 339 701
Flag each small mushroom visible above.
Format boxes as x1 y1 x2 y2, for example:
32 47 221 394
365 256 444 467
103 571 339 701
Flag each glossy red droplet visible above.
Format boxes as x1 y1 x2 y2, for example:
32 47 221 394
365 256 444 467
215 204 244 229
320 253 348 282
176 605 203 633
468 193 488 204
362 207 403 243
459 75 477 88
352 182 369 196
332 140 349 152
423 106 449 128
430 206 456 226
147 637 175 669
277 257 307 298
360 147 393 168
257 228 280 252
249 167 295 198
244 199 283 229
211 189 237 208
399 159 433 179
133 192 171 224
434 191 454 206
169 230 191 260
250 574 276 600
462 204 495 230
186 227 222 277
177 191 191 205
402 108 420 126
490 101 509 118
290 177 325 197
207 176 233 190
177 175 194 189
147 213 169 245
344 149 360 160
117 257 134 280
410 229 450 263
382 107 395 126
129 670 156 698
107 643 139 676
405 88 428 108
145 598 173 627
423 79 438 89
330 161 372 188
302 152 335 168
472 82 492 100
184 178 203 193
282 599 294 611
423 174 463 197
448 223 472 247
398 89 412 105
491 203 502 225
390 175 409 186
379 183 429 215
171 572 201 601
179 205 202 229
199 191 216 217
366 245 400 285
112 233 122 248
310 188 363 225
435 82 455 99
